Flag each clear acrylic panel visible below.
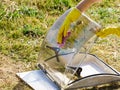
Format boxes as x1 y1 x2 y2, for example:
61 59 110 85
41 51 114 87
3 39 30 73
38 9 102 88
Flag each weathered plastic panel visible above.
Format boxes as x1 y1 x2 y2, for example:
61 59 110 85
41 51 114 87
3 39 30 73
37 8 120 89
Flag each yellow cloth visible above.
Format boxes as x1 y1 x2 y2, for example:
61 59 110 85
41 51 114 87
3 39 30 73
57 7 81 44
96 26 120 38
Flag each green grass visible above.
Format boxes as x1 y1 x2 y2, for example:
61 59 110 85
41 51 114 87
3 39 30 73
0 0 119 63
0 0 120 90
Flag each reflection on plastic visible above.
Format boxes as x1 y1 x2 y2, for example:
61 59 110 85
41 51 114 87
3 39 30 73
38 8 102 88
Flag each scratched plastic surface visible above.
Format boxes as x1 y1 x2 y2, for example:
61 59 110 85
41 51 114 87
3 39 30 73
32 8 120 89
38 9 101 64
38 9 103 88
46 10 101 51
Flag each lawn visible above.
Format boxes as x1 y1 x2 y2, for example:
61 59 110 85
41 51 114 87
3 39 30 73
0 0 120 90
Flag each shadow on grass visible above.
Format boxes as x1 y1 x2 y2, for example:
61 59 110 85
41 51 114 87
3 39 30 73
13 80 33 90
